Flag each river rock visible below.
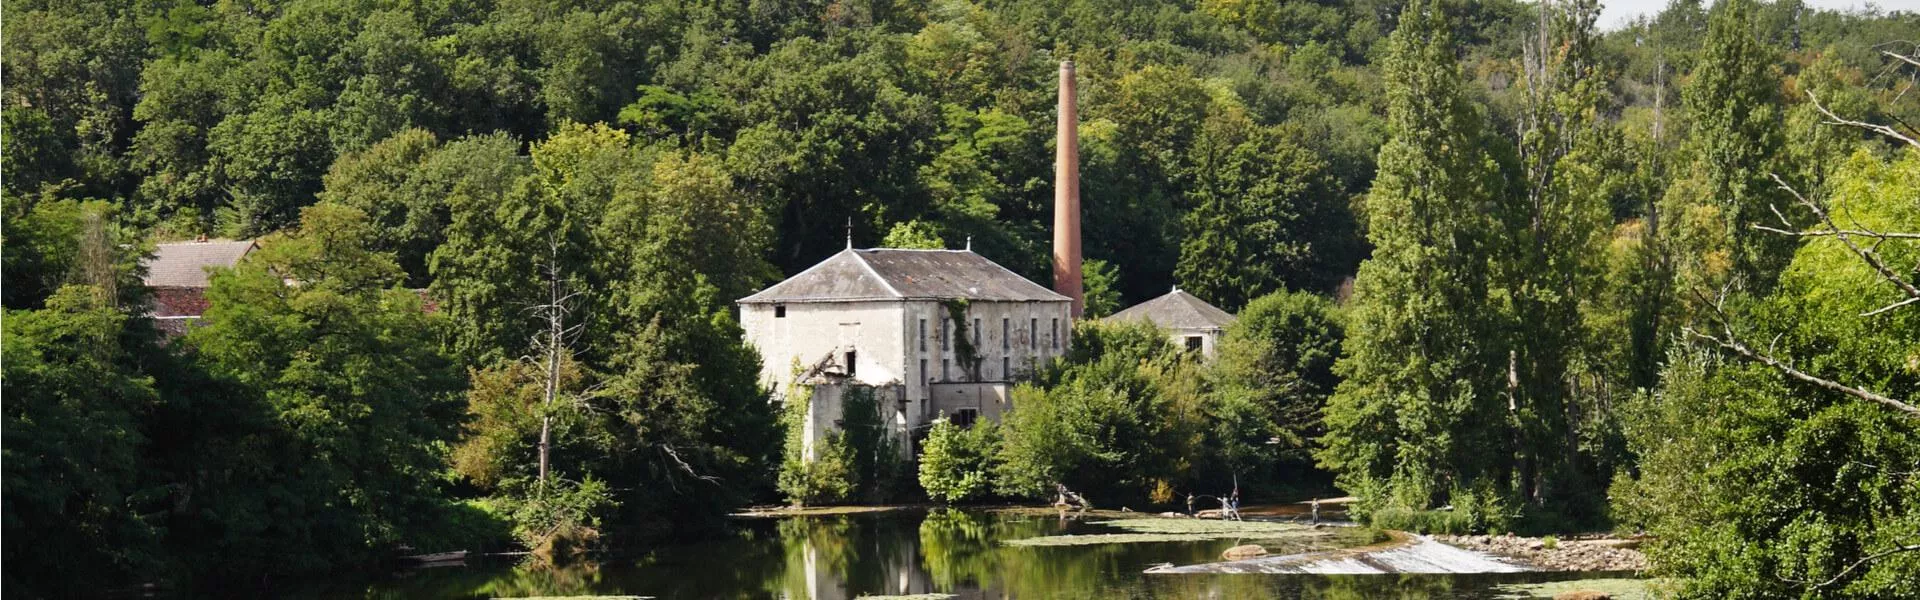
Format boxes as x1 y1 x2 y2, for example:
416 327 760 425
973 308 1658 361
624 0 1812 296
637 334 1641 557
1221 544 1267 559
1553 591 1612 600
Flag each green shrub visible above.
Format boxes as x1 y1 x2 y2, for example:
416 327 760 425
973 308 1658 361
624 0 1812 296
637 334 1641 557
778 434 856 505
918 420 1001 503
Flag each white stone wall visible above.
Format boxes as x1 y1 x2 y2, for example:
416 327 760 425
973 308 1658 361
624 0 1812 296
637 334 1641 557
743 297 1070 459
740 300 907 400
897 299 1070 426
1166 327 1225 358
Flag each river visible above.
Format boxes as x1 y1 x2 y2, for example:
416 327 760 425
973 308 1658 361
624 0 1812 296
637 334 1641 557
305 508 1640 599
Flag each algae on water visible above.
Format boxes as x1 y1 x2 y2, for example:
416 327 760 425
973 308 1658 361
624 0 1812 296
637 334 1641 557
1003 518 1324 547
1493 577 1669 600
1093 518 1312 535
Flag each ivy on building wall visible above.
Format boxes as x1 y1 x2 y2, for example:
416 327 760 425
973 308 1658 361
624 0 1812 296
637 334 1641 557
942 299 983 380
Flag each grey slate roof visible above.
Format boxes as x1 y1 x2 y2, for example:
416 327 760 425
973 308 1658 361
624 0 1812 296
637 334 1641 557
739 248 1069 304
143 239 256 288
1107 288 1236 331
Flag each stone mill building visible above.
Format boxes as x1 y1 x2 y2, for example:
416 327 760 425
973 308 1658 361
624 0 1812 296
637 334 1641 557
738 61 1090 460
738 247 1072 458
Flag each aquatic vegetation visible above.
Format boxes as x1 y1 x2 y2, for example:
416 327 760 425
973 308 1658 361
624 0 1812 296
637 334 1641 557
1003 518 1325 546
1493 577 1670 599
1094 519 1314 535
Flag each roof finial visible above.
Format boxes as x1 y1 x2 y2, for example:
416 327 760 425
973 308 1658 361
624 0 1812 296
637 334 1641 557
965 236 972 251
845 216 853 249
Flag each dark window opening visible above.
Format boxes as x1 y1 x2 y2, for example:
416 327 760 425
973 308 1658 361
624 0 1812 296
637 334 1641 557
845 351 857 376
941 318 950 350
941 359 949 381
972 318 981 347
953 408 979 428
774 304 786 318
1002 318 1010 350
920 359 928 387
1001 357 1010 380
1030 318 1038 349
1051 318 1059 348
1185 336 1203 351
919 319 927 351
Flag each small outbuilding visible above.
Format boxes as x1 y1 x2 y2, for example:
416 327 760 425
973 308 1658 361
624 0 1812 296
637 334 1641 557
1106 287 1236 357
142 238 257 334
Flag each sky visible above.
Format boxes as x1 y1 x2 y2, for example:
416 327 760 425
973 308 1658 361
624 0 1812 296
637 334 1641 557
1597 0 1893 31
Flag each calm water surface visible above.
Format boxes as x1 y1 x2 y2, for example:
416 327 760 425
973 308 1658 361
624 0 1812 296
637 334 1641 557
322 509 1630 599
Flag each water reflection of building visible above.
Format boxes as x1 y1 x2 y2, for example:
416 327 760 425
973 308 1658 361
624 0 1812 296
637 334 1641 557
785 514 943 600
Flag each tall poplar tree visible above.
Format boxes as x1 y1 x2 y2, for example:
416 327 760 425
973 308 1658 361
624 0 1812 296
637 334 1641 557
1660 0 1788 302
1503 0 1620 522
1318 0 1512 517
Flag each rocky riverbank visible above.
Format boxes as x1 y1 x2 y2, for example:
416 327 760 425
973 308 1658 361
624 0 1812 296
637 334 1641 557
1435 534 1647 572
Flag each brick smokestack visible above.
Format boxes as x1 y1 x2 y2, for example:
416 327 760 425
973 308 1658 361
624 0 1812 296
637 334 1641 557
1053 60 1084 318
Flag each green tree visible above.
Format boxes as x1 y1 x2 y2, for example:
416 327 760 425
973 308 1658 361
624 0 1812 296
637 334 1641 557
1208 289 1343 488
1081 258 1123 319
1500 0 1622 523
0 1 145 197
1177 118 1348 308
883 219 949 249
996 320 1205 503
189 203 464 564
919 420 1001 504
1318 0 1513 522
2 286 162 596
1660 0 1789 302
1618 149 1919 598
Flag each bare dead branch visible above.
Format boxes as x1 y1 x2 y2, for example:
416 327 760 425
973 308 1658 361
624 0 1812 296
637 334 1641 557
1770 174 1920 302
659 443 722 485
1683 320 1919 418
1752 224 1920 240
1801 540 1920 590
1863 296 1920 318
1883 49 1920 70
1809 90 1920 150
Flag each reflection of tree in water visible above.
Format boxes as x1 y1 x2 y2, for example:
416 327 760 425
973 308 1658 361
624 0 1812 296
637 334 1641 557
918 508 993 587
1300 573 1460 599
356 512 1600 599
454 561 606 598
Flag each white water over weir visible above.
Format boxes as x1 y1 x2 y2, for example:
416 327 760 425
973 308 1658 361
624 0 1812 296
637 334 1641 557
1145 534 1531 575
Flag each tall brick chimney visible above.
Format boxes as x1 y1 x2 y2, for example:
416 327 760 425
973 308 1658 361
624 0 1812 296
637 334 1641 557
1053 60 1084 318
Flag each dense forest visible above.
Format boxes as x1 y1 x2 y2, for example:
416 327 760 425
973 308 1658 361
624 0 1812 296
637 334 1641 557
4 0 1918 597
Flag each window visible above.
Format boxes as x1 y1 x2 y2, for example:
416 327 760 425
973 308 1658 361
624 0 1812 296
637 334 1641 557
972 318 981 347
941 359 950 381
919 318 927 352
845 351 857 376
920 359 928 387
1030 318 1038 349
953 408 979 428
1185 336 1204 352
1001 357 1010 380
1051 318 1059 349
774 304 786 318
941 318 950 350
1002 318 1010 350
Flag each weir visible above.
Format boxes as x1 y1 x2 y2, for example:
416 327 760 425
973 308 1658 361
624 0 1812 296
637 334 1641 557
1145 532 1530 575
